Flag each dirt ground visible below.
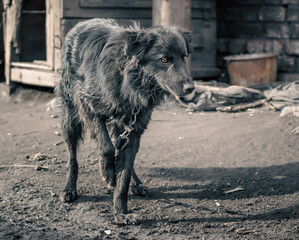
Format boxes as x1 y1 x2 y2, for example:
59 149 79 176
0 86 298 240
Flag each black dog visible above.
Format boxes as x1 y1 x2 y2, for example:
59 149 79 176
56 19 194 224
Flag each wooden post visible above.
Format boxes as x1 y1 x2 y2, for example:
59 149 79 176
2 0 23 86
153 0 191 31
152 0 192 74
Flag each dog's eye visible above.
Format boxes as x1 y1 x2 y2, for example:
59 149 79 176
161 57 168 63
183 56 188 62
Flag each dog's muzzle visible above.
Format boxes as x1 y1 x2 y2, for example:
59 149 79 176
182 82 195 102
183 83 195 95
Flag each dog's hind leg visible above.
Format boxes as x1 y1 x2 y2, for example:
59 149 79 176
88 116 115 189
130 169 149 197
60 104 83 203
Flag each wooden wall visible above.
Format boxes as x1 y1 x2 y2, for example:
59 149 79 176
3 0 217 88
61 0 152 37
61 0 218 79
191 0 217 77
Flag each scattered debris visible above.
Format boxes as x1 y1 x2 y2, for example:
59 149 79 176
174 208 183 212
21 130 39 136
27 152 60 164
50 191 58 197
235 228 258 235
0 164 48 171
264 101 278 111
272 176 286 180
214 200 221 207
291 126 299 134
50 114 59 119
54 141 64 146
29 152 49 161
223 222 238 226
216 98 270 113
280 106 299 118
223 186 245 195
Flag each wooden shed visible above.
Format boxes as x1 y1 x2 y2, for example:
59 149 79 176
3 0 219 88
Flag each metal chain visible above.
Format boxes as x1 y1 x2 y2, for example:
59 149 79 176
115 108 140 157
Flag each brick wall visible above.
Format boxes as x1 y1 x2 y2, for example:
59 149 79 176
217 0 299 80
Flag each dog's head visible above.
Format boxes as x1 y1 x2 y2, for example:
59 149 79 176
124 26 195 99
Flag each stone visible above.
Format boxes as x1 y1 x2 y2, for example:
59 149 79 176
287 6 299 21
217 23 228 38
217 38 229 52
265 0 282 4
290 23 299 38
236 0 265 4
258 7 286 21
241 7 258 22
228 23 263 38
278 55 296 72
221 9 240 22
264 40 283 54
228 39 246 54
247 40 264 53
282 0 299 4
265 24 290 38
278 73 299 81
285 40 299 55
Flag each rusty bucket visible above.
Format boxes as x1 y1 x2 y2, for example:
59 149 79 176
224 53 278 87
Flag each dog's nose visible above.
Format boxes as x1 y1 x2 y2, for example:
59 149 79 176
183 83 195 95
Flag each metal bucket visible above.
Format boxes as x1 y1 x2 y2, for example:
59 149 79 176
224 53 278 87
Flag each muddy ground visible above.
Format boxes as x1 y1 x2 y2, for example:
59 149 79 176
0 86 298 240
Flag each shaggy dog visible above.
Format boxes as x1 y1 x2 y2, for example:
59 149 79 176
56 18 194 224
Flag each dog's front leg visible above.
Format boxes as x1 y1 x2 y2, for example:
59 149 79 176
113 134 141 225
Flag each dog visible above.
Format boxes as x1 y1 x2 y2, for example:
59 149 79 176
55 18 194 225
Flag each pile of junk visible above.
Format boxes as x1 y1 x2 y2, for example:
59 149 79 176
179 53 299 118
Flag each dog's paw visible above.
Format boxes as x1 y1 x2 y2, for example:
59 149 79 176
131 184 149 196
101 168 115 189
60 191 78 202
112 213 141 225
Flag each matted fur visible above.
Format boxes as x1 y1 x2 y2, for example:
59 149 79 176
56 18 194 224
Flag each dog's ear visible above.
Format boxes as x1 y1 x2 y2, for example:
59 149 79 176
124 31 156 58
179 30 193 54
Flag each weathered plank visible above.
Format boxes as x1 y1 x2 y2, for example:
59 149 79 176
2 11 11 85
192 0 215 9
46 0 54 69
11 61 52 70
3 1 23 85
53 0 63 74
79 0 152 8
11 0 23 54
11 67 58 87
61 18 152 37
153 0 191 30
63 1 151 19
